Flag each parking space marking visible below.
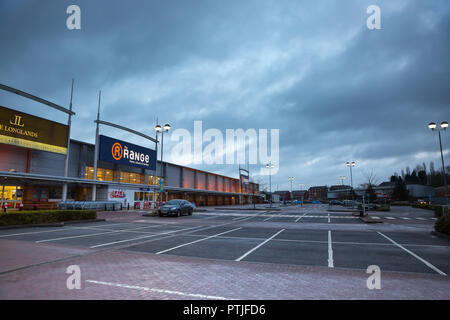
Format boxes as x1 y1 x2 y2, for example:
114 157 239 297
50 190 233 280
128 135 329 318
294 212 308 222
401 217 411 220
386 217 395 220
90 225 205 248
35 225 163 243
372 216 380 219
156 227 242 254
415 217 426 220
377 232 447 276
86 280 230 300
327 213 330 223
328 230 334 268
235 229 285 261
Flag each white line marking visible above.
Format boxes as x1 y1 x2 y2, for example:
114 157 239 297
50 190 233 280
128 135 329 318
415 217 426 220
328 230 334 268
386 217 395 220
372 216 380 219
156 227 242 254
36 225 162 243
89 225 204 248
401 217 411 220
377 232 446 276
431 218 437 220
235 229 285 261
327 213 331 223
295 212 308 222
263 216 273 221
85 280 230 300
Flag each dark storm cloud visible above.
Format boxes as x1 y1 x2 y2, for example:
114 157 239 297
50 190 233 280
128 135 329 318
0 0 449 190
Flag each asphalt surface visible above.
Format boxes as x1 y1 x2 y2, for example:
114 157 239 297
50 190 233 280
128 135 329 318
1 204 449 276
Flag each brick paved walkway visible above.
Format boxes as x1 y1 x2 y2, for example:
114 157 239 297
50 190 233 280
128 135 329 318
0 239 449 300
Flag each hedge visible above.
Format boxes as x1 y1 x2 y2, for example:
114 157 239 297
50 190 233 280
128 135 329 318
0 210 97 226
411 203 437 210
434 206 449 218
435 213 450 235
390 201 410 206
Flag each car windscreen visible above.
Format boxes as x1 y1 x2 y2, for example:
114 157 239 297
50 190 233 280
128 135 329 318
166 200 182 205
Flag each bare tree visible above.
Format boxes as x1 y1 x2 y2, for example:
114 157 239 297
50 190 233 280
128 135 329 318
363 168 378 187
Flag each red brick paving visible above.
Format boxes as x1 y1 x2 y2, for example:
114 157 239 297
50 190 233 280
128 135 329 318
0 239 449 300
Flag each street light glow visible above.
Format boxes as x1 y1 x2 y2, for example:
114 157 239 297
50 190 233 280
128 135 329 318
441 121 448 130
428 122 437 130
164 123 171 131
155 124 162 132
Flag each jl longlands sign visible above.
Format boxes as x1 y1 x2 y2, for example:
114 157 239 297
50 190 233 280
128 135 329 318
99 135 156 170
0 105 68 154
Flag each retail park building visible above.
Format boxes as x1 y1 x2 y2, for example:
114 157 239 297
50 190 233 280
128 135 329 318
0 86 259 210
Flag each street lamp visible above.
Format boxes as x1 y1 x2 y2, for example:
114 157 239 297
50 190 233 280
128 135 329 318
155 123 171 207
346 161 356 201
298 183 305 206
288 177 294 200
428 121 448 205
339 176 346 185
265 162 274 207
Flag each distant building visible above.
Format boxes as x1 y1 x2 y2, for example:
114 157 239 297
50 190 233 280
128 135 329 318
308 186 328 201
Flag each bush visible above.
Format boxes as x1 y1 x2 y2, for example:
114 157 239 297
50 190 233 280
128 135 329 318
378 204 391 211
390 201 410 206
0 210 97 226
434 206 449 218
435 213 450 235
411 203 437 210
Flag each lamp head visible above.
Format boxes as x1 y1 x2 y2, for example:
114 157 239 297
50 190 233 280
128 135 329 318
441 121 448 130
428 122 437 131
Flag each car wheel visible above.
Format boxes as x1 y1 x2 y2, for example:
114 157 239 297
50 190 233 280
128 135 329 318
189 209 193 215
177 210 181 217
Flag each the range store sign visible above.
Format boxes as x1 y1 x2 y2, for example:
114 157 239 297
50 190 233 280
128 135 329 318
99 135 156 170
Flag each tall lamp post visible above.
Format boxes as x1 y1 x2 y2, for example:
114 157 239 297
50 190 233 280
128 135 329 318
298 183 305 206
265 162 274 207
155 123 171 207
428 121 448 205
288 177 294 201
339 176 346 186
346 161 356 201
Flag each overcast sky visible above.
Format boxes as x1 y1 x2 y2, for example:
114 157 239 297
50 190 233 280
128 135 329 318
1 0 449 191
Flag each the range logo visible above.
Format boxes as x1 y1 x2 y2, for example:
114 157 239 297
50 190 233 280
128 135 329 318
99 135 157 170
112 142 123 160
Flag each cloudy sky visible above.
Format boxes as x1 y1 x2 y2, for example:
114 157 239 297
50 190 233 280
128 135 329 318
0 0 449 191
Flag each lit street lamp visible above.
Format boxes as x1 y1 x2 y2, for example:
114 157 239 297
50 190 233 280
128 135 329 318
428 121 448 205
339 176 346 185
265 162 274 207
346 161 356 201
156 123 171 207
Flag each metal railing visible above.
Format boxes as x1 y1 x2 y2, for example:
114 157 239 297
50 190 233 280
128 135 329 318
58 201 122 211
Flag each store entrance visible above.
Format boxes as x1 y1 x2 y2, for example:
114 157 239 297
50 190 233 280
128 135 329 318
134 191 156 209
1 185 23 209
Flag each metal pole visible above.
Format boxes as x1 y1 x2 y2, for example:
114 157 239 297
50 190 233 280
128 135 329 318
62 79 74 201
159 130 164 207
92 90 101 201
350 165 354 201
438 130 449 205
269 165 272 208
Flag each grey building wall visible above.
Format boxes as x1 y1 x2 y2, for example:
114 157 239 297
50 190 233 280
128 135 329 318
0 143 27 172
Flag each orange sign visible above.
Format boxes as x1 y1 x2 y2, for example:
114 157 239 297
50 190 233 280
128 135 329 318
111 142 123 160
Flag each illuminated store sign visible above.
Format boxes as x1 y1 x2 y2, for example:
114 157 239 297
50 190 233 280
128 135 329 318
98 135 156 170
0 106 68 154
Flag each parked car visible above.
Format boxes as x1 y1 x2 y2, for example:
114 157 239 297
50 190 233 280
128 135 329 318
158 199 194 217
329 200 343 206
312 200 322 204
